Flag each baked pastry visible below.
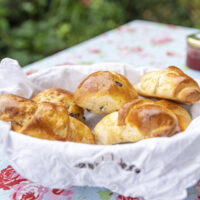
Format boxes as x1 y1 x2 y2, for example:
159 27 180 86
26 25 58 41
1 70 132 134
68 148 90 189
155 100 192 131
32 88 84 121
134 66 200 105
69 116 95 144
0 94 37 132
94 99 180 145
20 102 70 140
74 71 138 114
0 94 94 144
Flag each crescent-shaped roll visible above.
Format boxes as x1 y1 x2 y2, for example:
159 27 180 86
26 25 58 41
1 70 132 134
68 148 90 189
94 99 181 145
134 66 200 105
155 100 192 132
0 94 94 144
74 71 138 114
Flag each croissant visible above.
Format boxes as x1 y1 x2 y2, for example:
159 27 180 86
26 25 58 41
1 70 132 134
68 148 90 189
94 99 191 145
155 100 192 132
0 94 94 144
74 71 138 114
32 88 84 121
134 66 200 105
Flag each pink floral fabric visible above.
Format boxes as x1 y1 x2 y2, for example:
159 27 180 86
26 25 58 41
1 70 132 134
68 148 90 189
0 166 74 200
0 166 26 190
11 182 48 200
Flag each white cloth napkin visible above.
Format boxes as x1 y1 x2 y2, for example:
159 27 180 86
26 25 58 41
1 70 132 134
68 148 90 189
0 58 200 200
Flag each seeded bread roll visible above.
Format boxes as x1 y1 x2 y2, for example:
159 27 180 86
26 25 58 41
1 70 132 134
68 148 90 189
32 88 84 121
74 71 138 114
94 99 180 145
0 94 94 144
134 66 200 105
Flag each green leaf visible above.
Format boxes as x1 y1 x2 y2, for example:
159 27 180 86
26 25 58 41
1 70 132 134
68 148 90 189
0 17 9 32
97 190 112 200
56 23 71 39
22 2 36 15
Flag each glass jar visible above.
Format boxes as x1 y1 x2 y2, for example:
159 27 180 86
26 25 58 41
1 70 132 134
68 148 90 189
186 32 200 70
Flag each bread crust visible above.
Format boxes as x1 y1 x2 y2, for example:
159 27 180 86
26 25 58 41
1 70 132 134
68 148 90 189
118 98 154 125
0 94 37 132
95 99 182 144
69 116 95 144
134 66 200 105
32 88 84 121
155 100 192 131
0 94 94 143
74 71 138 114
20 102 70 140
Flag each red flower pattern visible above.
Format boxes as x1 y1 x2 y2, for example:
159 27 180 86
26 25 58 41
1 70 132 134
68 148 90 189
52 188 74 196
11 182 48 200
26 70 38 76
88 48 101 54
56 62 75 66
116 26 136 33
151 37 173 45
195 195 200 200
46 188 74 199
166 51 176 56
0 166 26 190
52 189 65 195
116 195 141 200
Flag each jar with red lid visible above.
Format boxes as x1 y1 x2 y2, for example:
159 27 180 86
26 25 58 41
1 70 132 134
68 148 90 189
186 32 200 70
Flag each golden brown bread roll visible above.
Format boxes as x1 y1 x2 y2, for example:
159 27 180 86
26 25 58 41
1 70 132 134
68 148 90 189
20 105 94 143
74 71 138 114
32 88 84 121
94 112 124 145
134 66 200 105
69 116 95 144
0 94 37 132
94 99 180 145
20 102 70 140
155 100 192 131
0 94 94 144
118 98 154 126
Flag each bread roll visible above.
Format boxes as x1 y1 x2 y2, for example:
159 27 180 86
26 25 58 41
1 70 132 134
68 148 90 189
0 94 94 144
0 94 37 132
155 100 192 131
94 112 124 145
94 99 179 145
20 102 70 140
32 88 84 121
69 116 95 144
118 98 154 125
74 71 138 114
134 66 200 105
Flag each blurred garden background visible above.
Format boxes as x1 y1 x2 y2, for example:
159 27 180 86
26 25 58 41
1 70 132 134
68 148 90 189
0 0 200 66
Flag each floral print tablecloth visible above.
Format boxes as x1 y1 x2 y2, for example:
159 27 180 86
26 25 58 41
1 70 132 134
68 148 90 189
1 20 200 200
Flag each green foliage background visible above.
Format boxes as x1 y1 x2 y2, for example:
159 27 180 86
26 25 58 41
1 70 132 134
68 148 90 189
0 0 200 66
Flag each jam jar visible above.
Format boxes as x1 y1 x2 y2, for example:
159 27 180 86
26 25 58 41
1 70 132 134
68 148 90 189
186 32 200 70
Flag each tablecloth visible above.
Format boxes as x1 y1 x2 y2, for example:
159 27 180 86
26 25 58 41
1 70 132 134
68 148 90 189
1 20 200 200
